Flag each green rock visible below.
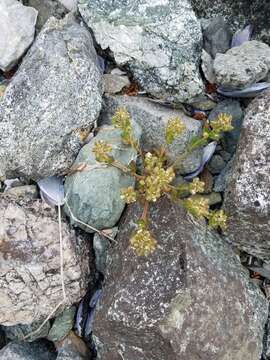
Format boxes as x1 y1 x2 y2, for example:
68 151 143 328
47 307 76 342
64 125 141 232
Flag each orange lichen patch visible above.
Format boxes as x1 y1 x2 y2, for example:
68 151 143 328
123 82 140 96
205 83 217 94
250 271 261 279
192 112 208 121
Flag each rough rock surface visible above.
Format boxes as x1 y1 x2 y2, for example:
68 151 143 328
0 192 90 326
214 41 270 89
93 198 268 360
0 341 56 360
64 125 141 232
202 16 232 58
0 0 38 71
99 95 202 174
78 0 203 102
191 0 270 44
224 91 270 262
0 14 103 180
47 307 76 342
3 320 50 342
58 0 77 11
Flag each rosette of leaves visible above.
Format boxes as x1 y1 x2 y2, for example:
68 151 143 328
93 107 233 256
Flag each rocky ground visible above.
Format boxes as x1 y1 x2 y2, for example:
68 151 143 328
0 0 270 359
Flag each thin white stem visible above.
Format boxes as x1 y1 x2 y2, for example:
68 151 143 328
58 204 66 302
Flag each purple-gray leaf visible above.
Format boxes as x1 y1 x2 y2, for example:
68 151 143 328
231 25 253 48
184 141 217 180
97 55 106 74
75 299 84 337
37 176 65 206
89 289 102 308
217 82 270 98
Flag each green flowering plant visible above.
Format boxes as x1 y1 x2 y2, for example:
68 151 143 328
93 107 232 256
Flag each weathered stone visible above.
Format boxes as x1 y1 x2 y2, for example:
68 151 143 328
99 95 202 174
25 0 67 31
0 14 103 180
5 185 38 200
207 154 226 174
78 0 203 103
3 320 50 342
202 16 232 58
93 228 117 275
0 0 37 71
93 198 268 360
224 91 270 262
47 307 76 342
64 125 141 232
58 0 77 11
0 341 56 360
55 331 90 359
103 74 130 94
191 0 270 45
0 192 90 326
201 49 216 84
209 99 243 154
214 41 270 89
199 168 213 194
213 158 233 192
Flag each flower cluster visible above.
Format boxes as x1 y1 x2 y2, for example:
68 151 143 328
92 140 113 163
208 209 227 231
111 107 134 146
130 223 157 256
182 196 209 219
165 117 185 145
203 113 233 141
189 178 205 195
120 186 137 204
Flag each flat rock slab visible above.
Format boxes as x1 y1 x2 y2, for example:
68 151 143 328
224 91 270 262
93 198 268 360
0 14 103 180
0 0 38 71
0 192 90 326
78 0 203 102
214 41 270 89
99 95 202 174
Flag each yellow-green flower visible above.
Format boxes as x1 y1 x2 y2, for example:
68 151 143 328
182 196 209 219
211 113 233 133
165 117 185 145
208 209 227 231
130 227 157 256
189 178 205 195
120 186 137 204
92 140 113 163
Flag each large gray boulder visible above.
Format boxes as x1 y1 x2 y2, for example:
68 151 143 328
78 0 203 103
0 0 38 71
0 341 56 360
0 14 103 180
99 95 202 174
224 91 270 263
214 41 270 89
93 198 268 360
0 190 90 326
191 0 270 45
64 125 141 232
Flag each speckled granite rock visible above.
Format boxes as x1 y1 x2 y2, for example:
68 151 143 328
99 95 202 174
214 41 270 89
224 91 270 262
0 14 103 180
78 0 203 102
0 0 37 71
0 192 90 326
191 0 270 44
64 125 141 231
93 198 268 360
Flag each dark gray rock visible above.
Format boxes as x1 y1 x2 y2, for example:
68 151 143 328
93 198 268 360
0 14 103 180
3 321 50 342
224 91 270 262
209 99 243 154
93 228 117 275
99 95 203 174
64 125 141 232
202 16 232 58
207 154 226 174
214 41 270 89
78 0 203 103
213 158 233 192
191 0 270 45
0 341 56 360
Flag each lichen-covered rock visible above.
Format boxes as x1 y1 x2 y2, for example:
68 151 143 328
0 14 103 180
78 0 203 103
99 95 202 174
93 198 268 360
0 341 56 360
0 192 90 326
191 0 270 45
64 125 141 232
214 41 270 89
224 91 270 262
0 0 38 71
